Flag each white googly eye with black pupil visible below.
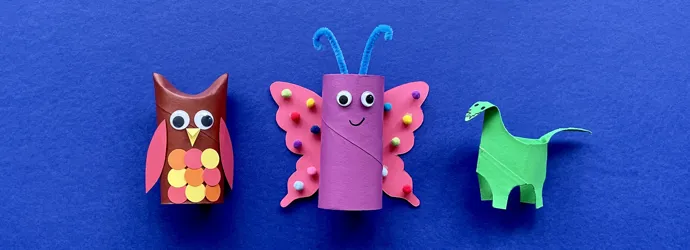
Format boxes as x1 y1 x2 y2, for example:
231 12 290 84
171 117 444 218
361 91 375 107
170 110 190 130
336 90 352 107
194 110 214 130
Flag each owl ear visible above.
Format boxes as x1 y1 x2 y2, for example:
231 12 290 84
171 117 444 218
203 73 228 96
153 73 185 95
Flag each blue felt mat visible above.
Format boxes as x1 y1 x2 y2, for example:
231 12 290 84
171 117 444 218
0 0 688 249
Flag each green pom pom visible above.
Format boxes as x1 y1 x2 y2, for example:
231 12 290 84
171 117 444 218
390 137 401 146
281 89 292 98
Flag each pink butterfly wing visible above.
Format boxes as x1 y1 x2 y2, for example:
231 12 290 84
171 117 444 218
270 81 323 207
382 81 429 207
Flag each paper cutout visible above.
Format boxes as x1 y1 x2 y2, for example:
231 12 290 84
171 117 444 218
465 101 591 209
168 186 187 204
201 148 219 169
271 25 429 210
144 73 234 204
203 168 221 186
167 169 187 188
206 185 221 202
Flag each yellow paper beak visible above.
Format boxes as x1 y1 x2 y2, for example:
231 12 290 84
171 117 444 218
186 128 200 146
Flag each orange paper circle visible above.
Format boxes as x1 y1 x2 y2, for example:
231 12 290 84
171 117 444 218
167 149 186 170
184 168 204 186
205 185 221 202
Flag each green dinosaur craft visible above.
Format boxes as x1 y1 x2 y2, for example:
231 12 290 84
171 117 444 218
465 101 591 209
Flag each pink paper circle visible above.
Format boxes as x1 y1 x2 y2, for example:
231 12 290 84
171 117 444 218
167 186 187 204
184 148 202 169
203 168 221 186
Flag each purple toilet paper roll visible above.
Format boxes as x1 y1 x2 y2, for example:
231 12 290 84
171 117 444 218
318 74 384 211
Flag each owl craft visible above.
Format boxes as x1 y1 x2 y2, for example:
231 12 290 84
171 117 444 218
270 25 429 210
145 73 234 204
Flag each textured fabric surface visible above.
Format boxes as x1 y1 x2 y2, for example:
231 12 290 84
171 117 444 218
0 0 688 249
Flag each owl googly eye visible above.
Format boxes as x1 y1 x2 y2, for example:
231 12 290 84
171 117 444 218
169 110 190 130
194 110 214 130
336 90 352 107
360 91 375 108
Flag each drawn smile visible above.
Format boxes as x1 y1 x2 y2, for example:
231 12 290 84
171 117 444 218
349 117 365 126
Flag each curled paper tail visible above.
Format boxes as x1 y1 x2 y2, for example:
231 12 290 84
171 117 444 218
359 24 393 75
313 27 348 74
539 128 592 143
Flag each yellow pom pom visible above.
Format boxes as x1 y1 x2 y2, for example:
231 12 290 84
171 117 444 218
306 98 315 108
402 114 413 125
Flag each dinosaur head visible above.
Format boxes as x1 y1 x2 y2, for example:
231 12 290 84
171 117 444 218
465 101 496 121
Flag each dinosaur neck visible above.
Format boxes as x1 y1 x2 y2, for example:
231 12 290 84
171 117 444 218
481 108 507 136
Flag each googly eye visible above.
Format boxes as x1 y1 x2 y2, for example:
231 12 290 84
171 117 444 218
360 91 375 108
194 110 214 130
336 90 352 107
169 110 190 130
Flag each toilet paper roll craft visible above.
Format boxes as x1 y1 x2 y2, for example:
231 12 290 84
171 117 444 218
145 73 234 204
465 101 591 209
270 25 429 210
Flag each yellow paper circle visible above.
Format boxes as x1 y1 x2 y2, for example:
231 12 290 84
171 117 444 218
185 184 206 203
201 148 219 169
167 169 187 188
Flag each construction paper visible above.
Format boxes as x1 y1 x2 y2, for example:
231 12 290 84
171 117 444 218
270 82 323 208
271 25 430 209
167 149 186 170
184 168 204 186
205 185 221 202
381 81 429 207
203 168 221 186
184 148 202 169
167 186 187 204
185 184 206 203
465 101 591 209
145 73 233 204
201 148 219 169
167 169 187 188
319 74 384 211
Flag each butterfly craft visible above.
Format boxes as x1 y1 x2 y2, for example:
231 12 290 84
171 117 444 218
270 25 429 210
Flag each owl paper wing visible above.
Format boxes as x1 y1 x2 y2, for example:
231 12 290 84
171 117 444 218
145 121 167 193
270 81 323 207
219 118 234 189
382 81 429 207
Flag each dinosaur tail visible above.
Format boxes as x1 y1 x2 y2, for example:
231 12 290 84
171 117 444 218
539 128 591 143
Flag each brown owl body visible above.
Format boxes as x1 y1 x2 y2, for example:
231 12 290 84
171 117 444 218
145 73 234 204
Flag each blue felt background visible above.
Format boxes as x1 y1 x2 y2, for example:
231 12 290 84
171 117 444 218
1 0 688 249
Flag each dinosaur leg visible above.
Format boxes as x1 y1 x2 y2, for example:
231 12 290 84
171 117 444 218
534 186 544 209
489 184 512 210
519 185 536 204
477 174 493 201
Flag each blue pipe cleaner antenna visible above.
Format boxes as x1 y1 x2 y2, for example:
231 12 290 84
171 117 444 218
359 25 393 75
313 27 348 74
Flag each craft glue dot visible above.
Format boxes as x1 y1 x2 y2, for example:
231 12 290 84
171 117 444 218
382 166 388 177
281 89 292 98
306 167 317 175
293 181 305 191
391 137 401 147
402 185 412 194
306 98 315 108
293 140 302 149
310 125 320 134
411 90 421 99
402 114 413 125
290 112 300 122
